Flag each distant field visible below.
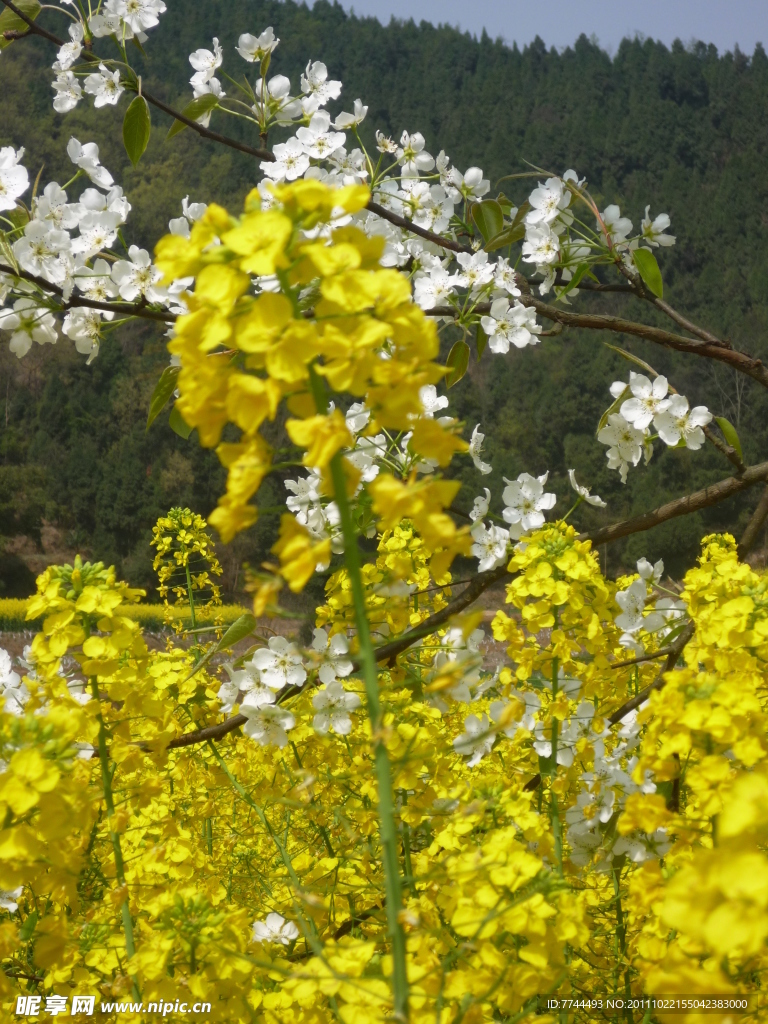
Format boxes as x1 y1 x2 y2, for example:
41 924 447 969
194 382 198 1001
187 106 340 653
0 600 250 632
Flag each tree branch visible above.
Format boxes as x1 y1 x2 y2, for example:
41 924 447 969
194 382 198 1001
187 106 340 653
737 484 768 559
582 459 768 547
0 263 178 324
607 621 695 725
365 200 473 254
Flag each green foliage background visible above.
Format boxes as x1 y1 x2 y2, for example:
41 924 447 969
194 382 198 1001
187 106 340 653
1 0 767 595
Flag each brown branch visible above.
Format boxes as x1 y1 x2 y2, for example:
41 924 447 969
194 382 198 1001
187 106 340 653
583 459 768 547
610 640 687 669
366 200 473 254
702 424 745 474
738 484 768 558
0 0 274 162
607 621 695 726
647 295 727 347
0 263 177 324
166 714 248 749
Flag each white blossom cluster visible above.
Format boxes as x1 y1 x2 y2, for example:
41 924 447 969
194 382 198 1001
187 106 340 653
598 372 713 483
215 628 359 746
0 142 191 362
614 557 686 657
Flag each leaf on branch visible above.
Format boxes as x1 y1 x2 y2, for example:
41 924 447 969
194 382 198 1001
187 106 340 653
147 365 180 430
475 322 488 361
446 339 470 388
183 612 258 682
632 247 663 298
714 416 744 462
557 261 592 298
169 403 193 439
0 0 40 50
167 94 220 139
471 199 504 244
123 95 151 165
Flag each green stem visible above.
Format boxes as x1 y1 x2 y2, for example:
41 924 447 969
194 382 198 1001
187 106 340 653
89 678 140 1001
309 367 409 1021
185 562 197 628
550 655 563 877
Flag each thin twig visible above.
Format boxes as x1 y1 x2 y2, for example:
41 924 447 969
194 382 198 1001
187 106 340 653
737 483 768 559
607 621 695 725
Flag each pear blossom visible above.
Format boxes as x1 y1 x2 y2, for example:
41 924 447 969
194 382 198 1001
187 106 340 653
525 176 571 226
285 473 322 523
84 65 125 107
76 184 131 223
600 204 633 244
453 250 494 295
0 147 28 212
261 137 310 181
252 913 299 945
567 469 606 508
189 38 223 89
346 434 387 482
396 131 434 177
637 557 664 587
407 182 453 233
470 521 509 572
117 0 167 36
311 628 354 683
653 395 712 450
620 373 670 429
615 579 665 635
419 384 449 418
413 266 456 310
62 308 102 363
334 99 368 129
52 71 83 113
453 713 494 766
296 111 345 160
301 61 342 110
236 28 279 63
490 691 540 738
375 130 398 154
13 222 72 284
493 257 521 297
312 681 361 735
0 887 22 913
502 472 556 534
111 246 166 303
250 636 307 691
469 425 492 475
71 211 122 257
522 225 559 264
253 75 302 124
66 138 114 189
192 76 225 124
469 488 491 522
0 299 58 358
242 704 295 747
446 166 490 201
34 182 80 230
641 206 676 247
53 22 84 71
597 413 645 483
481 297 541 352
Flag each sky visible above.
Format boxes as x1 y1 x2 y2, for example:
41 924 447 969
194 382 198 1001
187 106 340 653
310 0 768 55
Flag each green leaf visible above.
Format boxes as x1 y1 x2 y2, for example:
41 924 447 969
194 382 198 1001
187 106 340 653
19 910 38 941
183 613 258 682
123 95 151 166
169 404 193 439
471 199 504 244
596 387 631 434
714 416 743 462
632 247 663 298
0 0 40 51
167 94 220 139
475 322 488 361
445 339 470 388
484 223 525 252
147 365 180 429
558 261 591 298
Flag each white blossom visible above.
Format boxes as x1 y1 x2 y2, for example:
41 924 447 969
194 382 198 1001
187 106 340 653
453 713 494 766
53 22 83 72
13 221 71 285
521 225 559 265
480 297 541 353
301 61 342 112
252 913 299 945
253 75 302 124
454 250 494 295
653 395 712 450
493 257 521 297
66 138 114 189
502 472 556 535
334 99 368 129
525 176 571 226
0 298 57 358
242 704 296 748
413 266 456 310
84 65 125 107
445 166 490 201
637 557 664 587
312 681 361 735
620 373 670 430
567 469 606 508
419 384 449 418
0 887 22 912
0 147 28 212
111 246 166 303
62 308 102 363
615 579 665 635
189 38 223 89
261 137 310 182
469 424 492 475
641 206 675 247
296 111 345 160
601 204 633 244
71 211 122 257
34 182 80 231
311 628 354 683
470 521 509 572
250 636 307 691
52 71 83 113
469 488 491 522
396 131 434 177
236 28 279 63
597 413 645 484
